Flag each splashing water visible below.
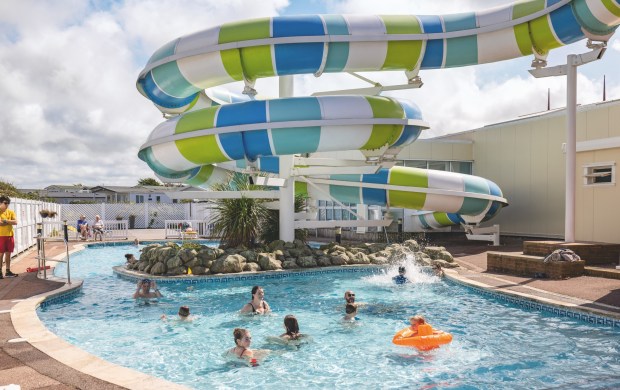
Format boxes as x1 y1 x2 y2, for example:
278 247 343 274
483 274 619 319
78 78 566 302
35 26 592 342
364 252 440 286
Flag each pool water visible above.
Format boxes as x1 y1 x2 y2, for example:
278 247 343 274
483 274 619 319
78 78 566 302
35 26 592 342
40 244 620 389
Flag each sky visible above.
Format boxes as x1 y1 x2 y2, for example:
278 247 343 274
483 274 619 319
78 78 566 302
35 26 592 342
1 0 618 189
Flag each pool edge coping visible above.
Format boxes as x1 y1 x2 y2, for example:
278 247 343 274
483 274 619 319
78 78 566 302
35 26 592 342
444 268 620 321
10 245 191 390
11 292 189 390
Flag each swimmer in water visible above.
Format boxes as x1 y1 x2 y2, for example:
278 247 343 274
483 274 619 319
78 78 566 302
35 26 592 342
280 315 304 341
407 315 426 336
343 303 358 321
125 253 138 265
133 278 162 300
240 285 271 315
228 328 259 366
392 266 410 284
161 305 193 322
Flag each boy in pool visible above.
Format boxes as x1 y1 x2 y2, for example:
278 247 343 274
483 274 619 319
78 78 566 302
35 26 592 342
407 315 426 336
133 278 162 299
392 266 409 284
161 305 193 321
343 303 358 321
432 263 444 277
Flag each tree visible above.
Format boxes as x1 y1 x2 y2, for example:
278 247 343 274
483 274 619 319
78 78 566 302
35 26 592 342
0 179 40 200
137 178 162 186
208 173 269 248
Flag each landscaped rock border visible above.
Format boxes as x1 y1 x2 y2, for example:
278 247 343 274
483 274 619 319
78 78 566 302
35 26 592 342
126 239 459 276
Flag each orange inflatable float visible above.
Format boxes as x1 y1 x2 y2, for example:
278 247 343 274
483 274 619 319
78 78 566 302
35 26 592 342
392 324 452 351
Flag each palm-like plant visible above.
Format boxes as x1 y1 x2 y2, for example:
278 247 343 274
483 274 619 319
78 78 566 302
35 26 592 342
208 173 270 248
261 193 308 243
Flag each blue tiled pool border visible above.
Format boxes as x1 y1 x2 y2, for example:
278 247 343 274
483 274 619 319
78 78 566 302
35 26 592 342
446 276 620 329
113 265 384 285
39 286 82 308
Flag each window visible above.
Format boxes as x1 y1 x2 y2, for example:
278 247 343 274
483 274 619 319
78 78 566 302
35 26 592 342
402 160 472 174
450 161 473 174
583 162 615 186
156 196 161 203
404 160 427 169
428 161 449 171
136 195 144 203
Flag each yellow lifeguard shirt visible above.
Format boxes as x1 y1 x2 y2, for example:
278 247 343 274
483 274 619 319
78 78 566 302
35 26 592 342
0 209 16 237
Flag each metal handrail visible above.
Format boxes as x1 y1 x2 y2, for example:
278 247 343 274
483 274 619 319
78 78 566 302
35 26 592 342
35 221 71 284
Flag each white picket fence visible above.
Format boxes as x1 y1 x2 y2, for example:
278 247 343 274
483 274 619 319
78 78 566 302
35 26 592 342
41 220 129 241
164 220 216 239
5 197 216 258
7 198 61 258
61 203 215 229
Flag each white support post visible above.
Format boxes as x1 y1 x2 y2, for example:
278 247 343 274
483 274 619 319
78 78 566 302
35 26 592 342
279 75 295 242
528 45 606 243
464 224 501 246
565 55 577 243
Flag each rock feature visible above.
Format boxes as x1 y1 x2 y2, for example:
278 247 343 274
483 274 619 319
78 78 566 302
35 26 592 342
126 239 459 276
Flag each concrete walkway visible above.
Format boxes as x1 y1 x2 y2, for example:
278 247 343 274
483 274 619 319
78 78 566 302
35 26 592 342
2 232 620 389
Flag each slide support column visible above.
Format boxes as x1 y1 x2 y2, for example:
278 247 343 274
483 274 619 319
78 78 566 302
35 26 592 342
279 75 296 242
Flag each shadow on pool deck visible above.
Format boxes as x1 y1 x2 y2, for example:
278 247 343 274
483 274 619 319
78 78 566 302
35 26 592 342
1 230 620 388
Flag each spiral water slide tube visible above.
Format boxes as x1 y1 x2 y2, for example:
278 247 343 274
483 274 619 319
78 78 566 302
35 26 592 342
137 0 620 229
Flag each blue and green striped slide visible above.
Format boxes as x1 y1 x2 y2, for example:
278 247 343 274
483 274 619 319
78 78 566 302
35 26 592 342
137 0 620 228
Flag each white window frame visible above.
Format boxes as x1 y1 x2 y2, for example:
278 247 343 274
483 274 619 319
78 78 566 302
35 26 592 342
583 161 616 186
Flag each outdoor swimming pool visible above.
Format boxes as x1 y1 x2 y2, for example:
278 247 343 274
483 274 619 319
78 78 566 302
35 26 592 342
39 244 620 389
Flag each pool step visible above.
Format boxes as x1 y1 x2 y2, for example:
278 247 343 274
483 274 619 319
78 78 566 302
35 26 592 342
585 266 620 280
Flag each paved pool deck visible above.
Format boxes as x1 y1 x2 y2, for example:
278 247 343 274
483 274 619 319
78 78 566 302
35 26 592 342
1 231 620 389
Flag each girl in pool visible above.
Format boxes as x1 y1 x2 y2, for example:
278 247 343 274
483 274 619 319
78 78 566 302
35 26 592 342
228 328 258 366
239 285 271 315
280 315 304 341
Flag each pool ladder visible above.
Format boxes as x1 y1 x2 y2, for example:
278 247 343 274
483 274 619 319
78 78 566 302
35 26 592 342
36 221 71 284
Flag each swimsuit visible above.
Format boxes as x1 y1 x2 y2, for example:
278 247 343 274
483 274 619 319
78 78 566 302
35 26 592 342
393 275 409 284
249 301 267 313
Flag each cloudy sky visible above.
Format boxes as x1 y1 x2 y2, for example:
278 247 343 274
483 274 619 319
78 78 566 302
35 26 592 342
1 0 618 189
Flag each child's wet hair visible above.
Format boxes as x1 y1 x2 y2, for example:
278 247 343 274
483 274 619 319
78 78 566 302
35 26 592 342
233 328 248 344
178 306 190 317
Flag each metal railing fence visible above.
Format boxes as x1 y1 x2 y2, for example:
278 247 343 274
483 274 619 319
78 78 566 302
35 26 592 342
42 220 128 241
164 220 216 239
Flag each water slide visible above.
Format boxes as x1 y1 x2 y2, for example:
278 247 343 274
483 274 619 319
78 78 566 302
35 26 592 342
136 0 620 229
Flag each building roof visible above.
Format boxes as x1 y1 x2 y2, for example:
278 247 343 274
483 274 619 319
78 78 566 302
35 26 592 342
44 185 88 191
426 97 620 141
88 185 204 194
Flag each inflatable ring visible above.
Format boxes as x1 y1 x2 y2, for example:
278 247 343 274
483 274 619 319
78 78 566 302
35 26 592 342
392 324 452 351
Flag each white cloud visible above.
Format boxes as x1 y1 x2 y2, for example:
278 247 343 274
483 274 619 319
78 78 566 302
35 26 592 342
0 0 289 188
